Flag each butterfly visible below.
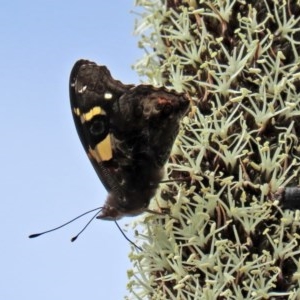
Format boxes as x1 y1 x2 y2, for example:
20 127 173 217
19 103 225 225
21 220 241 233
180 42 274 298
69 59 189 220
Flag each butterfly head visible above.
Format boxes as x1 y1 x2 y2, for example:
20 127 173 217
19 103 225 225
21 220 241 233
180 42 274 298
97 187 157 220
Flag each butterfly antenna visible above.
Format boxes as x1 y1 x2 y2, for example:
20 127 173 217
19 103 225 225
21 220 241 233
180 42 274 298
28 207 102 239
114 221 142 251
70 210 101 242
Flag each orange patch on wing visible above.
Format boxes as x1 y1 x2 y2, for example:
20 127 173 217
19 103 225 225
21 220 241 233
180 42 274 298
88 134 112 162
73 106 107 123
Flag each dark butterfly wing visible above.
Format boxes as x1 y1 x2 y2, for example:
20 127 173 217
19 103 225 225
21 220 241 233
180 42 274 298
69 59 131 194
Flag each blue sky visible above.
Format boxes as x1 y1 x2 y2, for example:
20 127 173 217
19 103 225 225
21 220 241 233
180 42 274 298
1 1 144 299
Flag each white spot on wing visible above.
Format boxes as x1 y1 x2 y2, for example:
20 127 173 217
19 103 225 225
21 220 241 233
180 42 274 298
104 92 113 100
78 85 87 94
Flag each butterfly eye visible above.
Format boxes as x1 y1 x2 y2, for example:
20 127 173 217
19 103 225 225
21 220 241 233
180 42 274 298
89 115 109 138
162 103 173 115
134 105 143 117
155 103 164 111
155 102 173 115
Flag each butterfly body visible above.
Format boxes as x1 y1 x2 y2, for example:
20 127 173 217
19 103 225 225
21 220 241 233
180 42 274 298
69 59 189 220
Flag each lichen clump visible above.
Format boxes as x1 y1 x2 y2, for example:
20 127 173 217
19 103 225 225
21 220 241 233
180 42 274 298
127 1 300 299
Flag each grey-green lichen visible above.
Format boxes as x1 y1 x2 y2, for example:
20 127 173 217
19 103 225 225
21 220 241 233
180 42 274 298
126 0 300 299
